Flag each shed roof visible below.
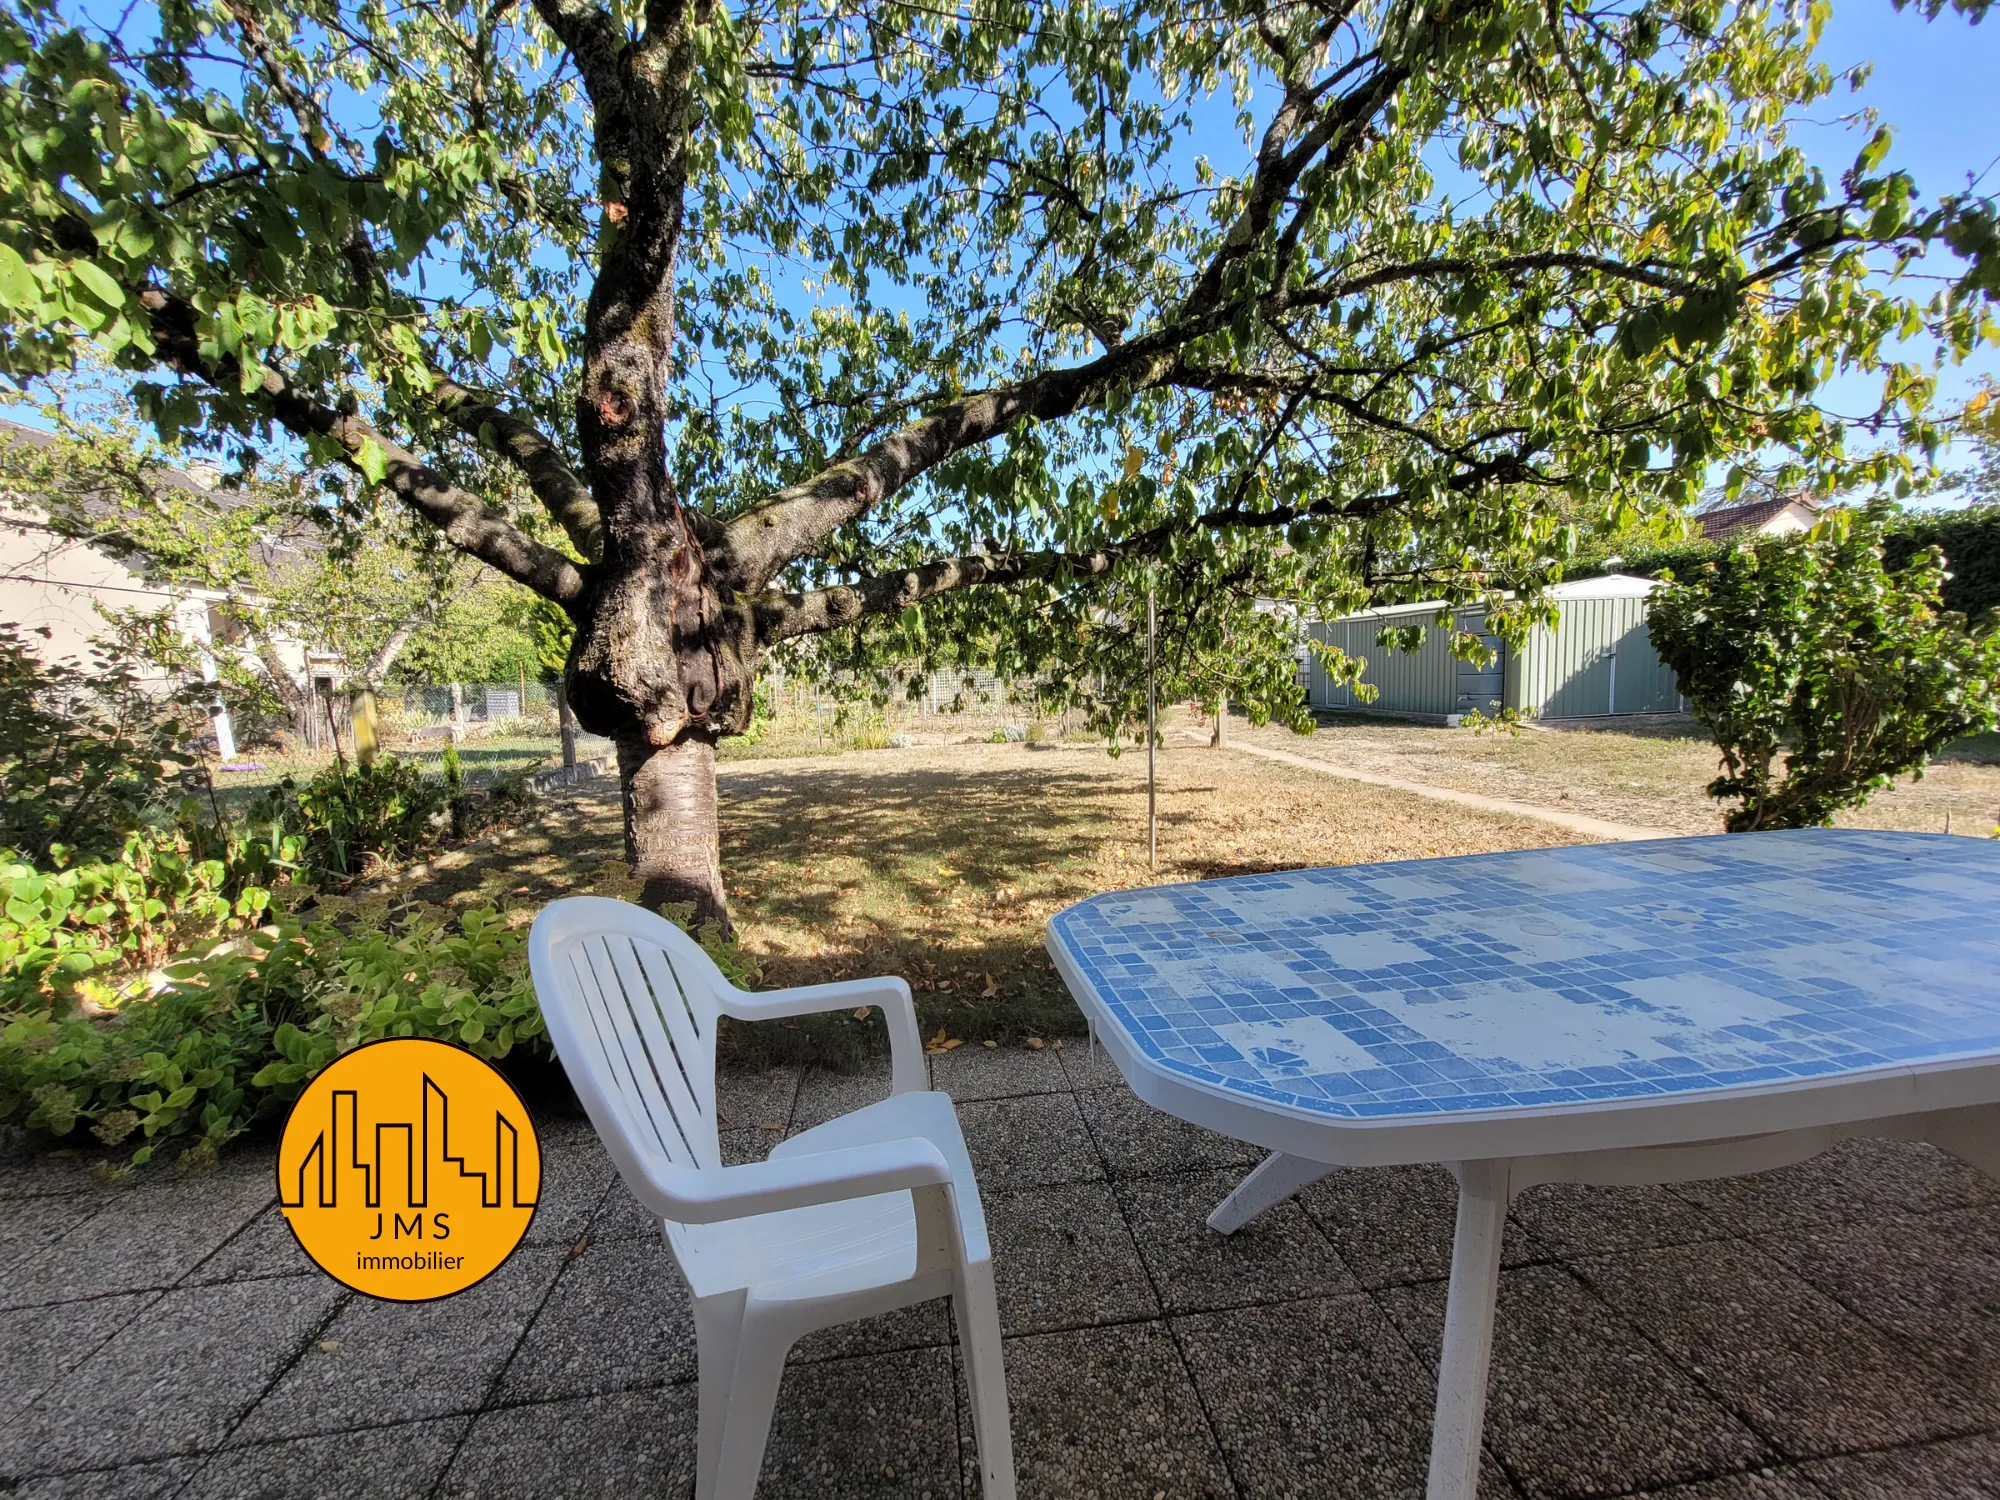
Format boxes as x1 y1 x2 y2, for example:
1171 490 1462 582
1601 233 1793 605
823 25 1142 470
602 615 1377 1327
1319 572 1659 625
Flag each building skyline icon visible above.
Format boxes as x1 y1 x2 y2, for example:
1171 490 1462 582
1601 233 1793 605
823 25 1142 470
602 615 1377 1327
280 1073 537 1212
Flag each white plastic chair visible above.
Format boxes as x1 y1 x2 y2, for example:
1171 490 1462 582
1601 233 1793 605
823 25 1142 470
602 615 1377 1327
527 896 1015 1500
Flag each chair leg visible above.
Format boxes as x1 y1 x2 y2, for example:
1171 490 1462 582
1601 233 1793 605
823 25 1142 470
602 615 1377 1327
711 1311 791 1500
692 1292 747 1500
955 1261 1017 1500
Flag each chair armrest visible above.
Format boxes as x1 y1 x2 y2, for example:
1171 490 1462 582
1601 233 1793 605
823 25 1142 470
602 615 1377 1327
718 975 926 1094
631 1136 954 1225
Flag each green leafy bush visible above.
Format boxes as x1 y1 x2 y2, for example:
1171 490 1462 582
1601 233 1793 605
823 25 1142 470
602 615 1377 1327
1649 508 2000 831
248 756 447 882
0 904 542 1166
0 625 213 864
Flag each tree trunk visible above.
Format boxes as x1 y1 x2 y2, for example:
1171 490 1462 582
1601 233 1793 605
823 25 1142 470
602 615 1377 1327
556 678 578 769
1210 697 1229 748
616 728 727 927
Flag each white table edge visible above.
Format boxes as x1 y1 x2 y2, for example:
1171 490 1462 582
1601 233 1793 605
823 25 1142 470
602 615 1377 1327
1043 922 2000 1500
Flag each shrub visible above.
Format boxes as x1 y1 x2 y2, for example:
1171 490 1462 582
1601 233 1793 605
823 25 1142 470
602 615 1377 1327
1648 508 2000 831
248 756 447 883
0 823 286 1014
0 904 542 1166
0 626 213 864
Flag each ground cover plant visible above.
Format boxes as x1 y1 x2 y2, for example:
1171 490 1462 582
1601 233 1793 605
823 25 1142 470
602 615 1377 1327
4 0 1994 930
0 633 550 1166
1649 509 2000 830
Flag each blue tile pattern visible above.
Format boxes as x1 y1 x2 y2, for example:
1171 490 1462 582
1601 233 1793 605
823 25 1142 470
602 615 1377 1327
1046 830 2000 1121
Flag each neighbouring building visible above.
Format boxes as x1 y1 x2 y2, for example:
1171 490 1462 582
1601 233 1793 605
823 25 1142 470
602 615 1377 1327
0 418 331 759
1304 573 1686 724
1695 494 1820 542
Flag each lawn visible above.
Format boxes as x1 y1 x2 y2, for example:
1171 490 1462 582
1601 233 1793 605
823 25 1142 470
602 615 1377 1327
392 738 1580 1062
1233 712 2000 838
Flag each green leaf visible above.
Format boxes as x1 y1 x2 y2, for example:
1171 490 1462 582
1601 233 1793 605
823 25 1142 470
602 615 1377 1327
354 440 389 486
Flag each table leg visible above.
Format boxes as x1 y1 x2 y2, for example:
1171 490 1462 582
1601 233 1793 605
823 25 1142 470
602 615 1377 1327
1426 1158 1515 1500
1206 1152 1337 1235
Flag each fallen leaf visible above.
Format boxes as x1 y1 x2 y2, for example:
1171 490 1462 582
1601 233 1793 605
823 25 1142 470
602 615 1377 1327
942 1038 964 1051
981 973 1000 998
852 1005 872 1020
930 1027 948 1045
1024 1036 1045 1050
982 1039 998 1049
317 1340 342 1354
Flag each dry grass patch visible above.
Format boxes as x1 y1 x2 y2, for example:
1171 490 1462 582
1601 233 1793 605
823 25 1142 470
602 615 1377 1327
398 740 1581 1064
1233 713 2000 838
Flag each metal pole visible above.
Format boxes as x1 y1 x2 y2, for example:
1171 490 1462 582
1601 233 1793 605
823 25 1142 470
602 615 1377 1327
1147 582 1157 870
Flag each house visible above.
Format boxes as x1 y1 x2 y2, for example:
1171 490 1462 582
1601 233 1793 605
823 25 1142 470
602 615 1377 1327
1304 574 1686 724
1694 494 1820 542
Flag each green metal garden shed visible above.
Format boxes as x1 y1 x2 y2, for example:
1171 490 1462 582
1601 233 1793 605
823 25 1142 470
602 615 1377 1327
1305 574 1687 723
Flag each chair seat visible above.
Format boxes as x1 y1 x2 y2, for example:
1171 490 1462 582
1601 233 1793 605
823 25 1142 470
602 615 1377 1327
667 1091 990 1303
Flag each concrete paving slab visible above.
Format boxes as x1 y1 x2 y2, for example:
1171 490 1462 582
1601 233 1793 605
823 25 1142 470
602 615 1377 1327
761 1345 961 1499
438 1387 697 1499
928 1043 1071 1103
1299 1162 1536 1289
1375 1263 1772 1498
1174 1293 1510 1499
714 1064 804 1131
1757 1207 2000 1364
791 1295 954 1364
2 1160 274 1309
792 1058 899 1132
1666 1139 1995 1238
0 1138 113 1199
6 1457 196 1499
1508 1181 1724 1263
0 1290 159 1427
1116 1167 1359 1313
956 1091 1104 1191
1637 1473 1827 1500
496 1236 696 1401
0 1275 343 1480
1801 1431 2000 1498
0 1195 104 1282
516 1115 618 1250
1572 1239 1993 1459
983 1180 1159 1335
1074 1084 1259 1181
179 1203 316 1285
1054 1037 1122 1091
183 1416 470 1499
979 1321 1233 1499
230 1247 565 1444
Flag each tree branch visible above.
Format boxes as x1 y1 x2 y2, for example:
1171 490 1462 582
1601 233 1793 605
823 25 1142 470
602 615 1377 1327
428 380 603 562
138 290 589 607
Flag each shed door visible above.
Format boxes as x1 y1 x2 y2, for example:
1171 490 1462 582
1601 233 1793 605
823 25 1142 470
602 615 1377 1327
1540 598 1618 718
1453 610 1505 716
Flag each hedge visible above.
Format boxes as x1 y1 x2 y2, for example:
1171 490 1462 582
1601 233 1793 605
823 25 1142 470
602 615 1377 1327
1565 507 2000 619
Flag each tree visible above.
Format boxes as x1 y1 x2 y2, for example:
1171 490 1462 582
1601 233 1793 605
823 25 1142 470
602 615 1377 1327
1648 507 2000 831
1 0 1992 922
0 417 501 741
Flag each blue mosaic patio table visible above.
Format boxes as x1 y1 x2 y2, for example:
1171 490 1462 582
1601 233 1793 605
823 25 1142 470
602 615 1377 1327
1045 829 2000 1500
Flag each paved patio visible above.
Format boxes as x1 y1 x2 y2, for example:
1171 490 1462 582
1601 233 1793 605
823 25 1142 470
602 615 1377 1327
2 1043 1998 1499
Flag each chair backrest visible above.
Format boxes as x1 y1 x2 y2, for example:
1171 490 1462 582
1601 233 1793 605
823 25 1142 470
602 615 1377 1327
528 896 732 1184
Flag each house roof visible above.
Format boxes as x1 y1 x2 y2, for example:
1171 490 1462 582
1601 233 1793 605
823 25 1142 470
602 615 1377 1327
1695 495 1816 541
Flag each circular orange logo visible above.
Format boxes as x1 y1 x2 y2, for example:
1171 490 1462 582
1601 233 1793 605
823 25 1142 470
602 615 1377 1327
277 1038 541 1301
